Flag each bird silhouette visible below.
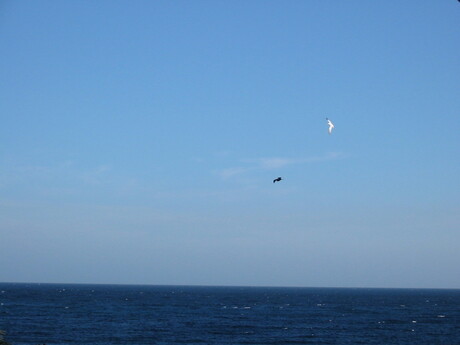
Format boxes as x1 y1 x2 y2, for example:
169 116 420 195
326 117 334 134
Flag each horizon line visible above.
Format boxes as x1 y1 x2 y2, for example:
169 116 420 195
1 281 458 291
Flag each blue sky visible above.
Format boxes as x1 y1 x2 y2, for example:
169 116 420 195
1 1 459 288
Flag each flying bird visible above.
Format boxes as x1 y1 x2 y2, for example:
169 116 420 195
326 117 334 134
273 177 282 183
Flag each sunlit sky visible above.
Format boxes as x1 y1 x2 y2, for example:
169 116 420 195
1 1 459 288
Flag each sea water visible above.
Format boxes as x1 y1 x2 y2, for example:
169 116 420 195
0 283 459 344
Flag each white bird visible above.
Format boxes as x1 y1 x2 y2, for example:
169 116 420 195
326 118 334 134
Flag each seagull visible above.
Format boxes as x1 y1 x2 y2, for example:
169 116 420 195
273 177 282 183
326 117 334 134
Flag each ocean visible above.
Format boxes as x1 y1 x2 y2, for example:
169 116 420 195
0 283 459 344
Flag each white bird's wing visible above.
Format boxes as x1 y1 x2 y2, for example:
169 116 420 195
327 120 334 134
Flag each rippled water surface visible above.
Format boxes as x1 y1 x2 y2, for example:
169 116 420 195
1 283 459 344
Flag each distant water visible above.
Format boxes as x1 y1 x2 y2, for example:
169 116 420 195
0 283 459 345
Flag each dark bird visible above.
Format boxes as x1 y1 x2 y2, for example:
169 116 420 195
273 177 282 183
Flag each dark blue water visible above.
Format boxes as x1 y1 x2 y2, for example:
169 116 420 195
0 283 459 345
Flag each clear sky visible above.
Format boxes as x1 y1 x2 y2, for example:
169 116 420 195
1 1 459 289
